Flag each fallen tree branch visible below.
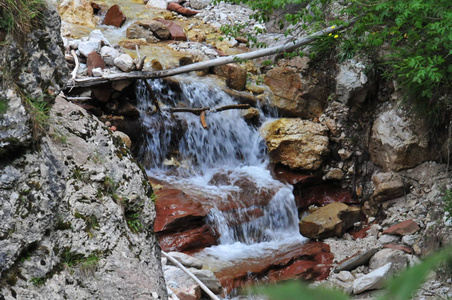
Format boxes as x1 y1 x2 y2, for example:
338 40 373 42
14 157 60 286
65 18 358 89
161 251 221 300
211 104 250 112
68 50 80 90
167 107 209 115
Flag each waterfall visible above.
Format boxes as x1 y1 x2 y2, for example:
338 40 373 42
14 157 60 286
136 76 305 253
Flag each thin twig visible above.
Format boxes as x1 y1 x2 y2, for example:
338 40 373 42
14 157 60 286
161 251 221 300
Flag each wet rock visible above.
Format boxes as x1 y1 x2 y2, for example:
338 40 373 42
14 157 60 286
240 108 260 121
215 241 333 292
187 29 207 42
299 202 361 239
263 118 329 171
103 4 126 27
113 130 132 149
118 102 140 118
353 263 393 294
100 46 119 66
87 51 105 77
213 64 247 91
167 2 199 16
136 20 171 40
157 19 187 41
114 53 135 72
334 248 379 272
78 39 101 57
58 0 97 28
126 23 160 43
274 164 323 186
382 219 420 236
370 106 430 171
167 252 203 269
153 189 210 233
119 39 149 49
369 248 408 272
295 184 355 210
335 59 371 106
158 224 218 252
264 67 326 118
372 171 406 202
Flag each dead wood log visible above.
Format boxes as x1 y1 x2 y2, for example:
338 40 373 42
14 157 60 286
211 104 250 112
166 107 209 115
65 19 358 89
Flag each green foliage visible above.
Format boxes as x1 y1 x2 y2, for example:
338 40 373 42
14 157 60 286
24 95 50 140
30 276 45 286
61 249 100 278
220 0 452 127
126 212 143 233
253 246 452 300
0 0 45 42
0 99 8 114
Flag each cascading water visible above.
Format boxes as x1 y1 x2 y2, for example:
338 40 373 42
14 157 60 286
136 76 305 257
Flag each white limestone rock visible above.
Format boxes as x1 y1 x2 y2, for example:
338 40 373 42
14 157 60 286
353 263 393 294
114 54 135 72
78 38 101 57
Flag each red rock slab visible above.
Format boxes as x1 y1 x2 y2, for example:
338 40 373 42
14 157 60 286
103 4 126 27
214 241 333 293
87 51 105 77
158 224 218 253
274 164 323 186
154 189 211 233
383 243 413 254
294 183 357 210
348 225 371 240
157 19 187 41
382 219 420 236
167 2 198 16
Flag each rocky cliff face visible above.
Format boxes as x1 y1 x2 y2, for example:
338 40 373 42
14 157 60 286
0 4 166 299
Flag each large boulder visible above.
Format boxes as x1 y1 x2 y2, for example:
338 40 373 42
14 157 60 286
213 64 247 91
264 67 327 118
369 106 430 171
299 202 361 239
0 97 167 299
126 23 160 43
263 118 329 171
103 4 126 28
353 263 393 294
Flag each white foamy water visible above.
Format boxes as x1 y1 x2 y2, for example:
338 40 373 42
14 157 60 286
136 76 306 254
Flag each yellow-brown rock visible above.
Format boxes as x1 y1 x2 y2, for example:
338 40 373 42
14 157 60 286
264 66 327 118
299 202 361 239
58 0 97 28
263 118 329 170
